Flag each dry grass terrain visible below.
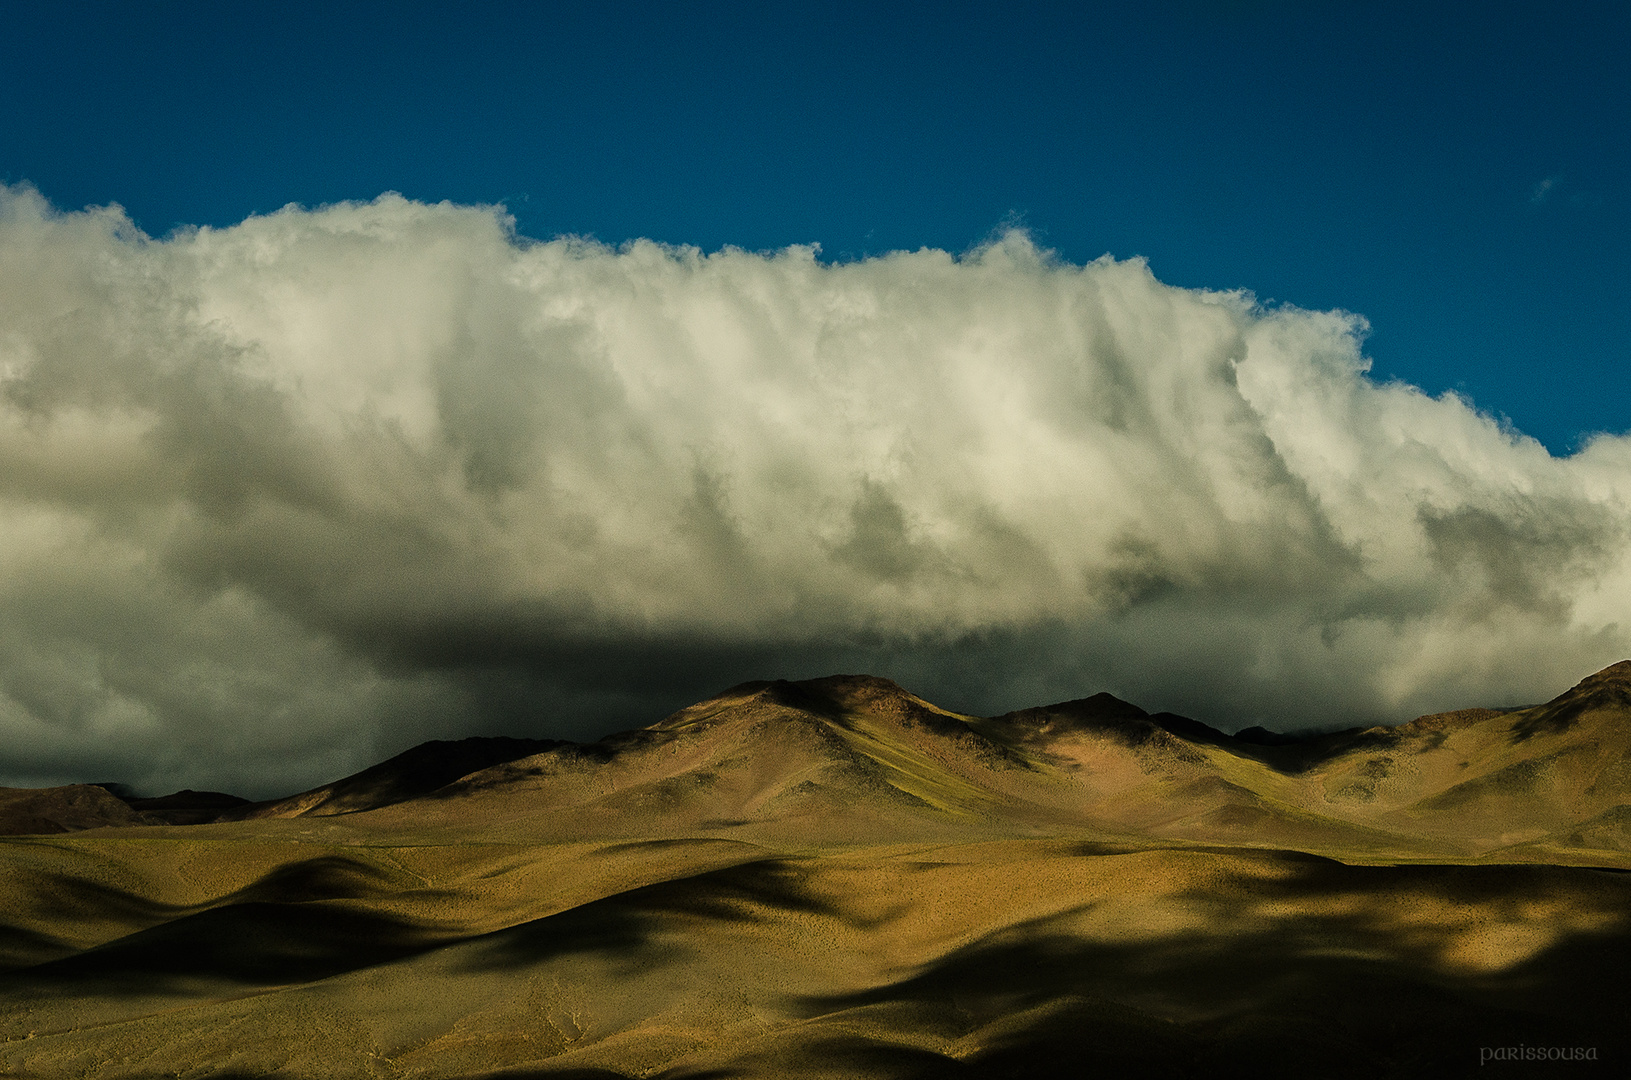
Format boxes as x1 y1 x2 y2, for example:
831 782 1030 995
3 664 1630 1077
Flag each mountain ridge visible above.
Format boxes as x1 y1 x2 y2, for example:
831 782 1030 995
4 663 1629 864
4 664 1630 1078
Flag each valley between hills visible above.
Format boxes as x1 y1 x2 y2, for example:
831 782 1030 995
3 664 1630 1078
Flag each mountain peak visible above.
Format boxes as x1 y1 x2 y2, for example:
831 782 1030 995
1540 658 1631 707
1576 659 1631 690
1501 659 1631 743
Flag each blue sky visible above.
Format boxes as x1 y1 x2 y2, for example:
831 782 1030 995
4 0 1626 453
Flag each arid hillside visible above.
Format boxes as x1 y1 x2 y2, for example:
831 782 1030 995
63 662 1624 863
1 665 1628 1077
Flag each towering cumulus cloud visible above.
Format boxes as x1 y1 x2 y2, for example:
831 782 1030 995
2 184 1628 794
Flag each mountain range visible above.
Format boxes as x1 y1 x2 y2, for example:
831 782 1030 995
2 663 1628 1077
11 663 1630 864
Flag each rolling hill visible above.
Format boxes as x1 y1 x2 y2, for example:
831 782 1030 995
1 664 1627 1077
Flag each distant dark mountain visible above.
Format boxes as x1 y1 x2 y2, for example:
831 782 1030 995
0 784 158 835
119 790 253 826
240 736 566 819
1232 725 1304 746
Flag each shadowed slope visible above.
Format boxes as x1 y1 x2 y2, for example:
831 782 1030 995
3 841 1624 1078
2 664 1631 1077
241 736 566 818
0 785 158 836
118 790 252 826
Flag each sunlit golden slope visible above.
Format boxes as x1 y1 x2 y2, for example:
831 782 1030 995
1300 659 1631 859
244 665 1631 863
2 665 1630 1077
1 835 1625 1077
13 664 1629 864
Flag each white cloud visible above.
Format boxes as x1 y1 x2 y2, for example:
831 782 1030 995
2 184 1628 794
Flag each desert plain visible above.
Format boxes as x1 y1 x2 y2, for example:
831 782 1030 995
3 664 1631 1078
